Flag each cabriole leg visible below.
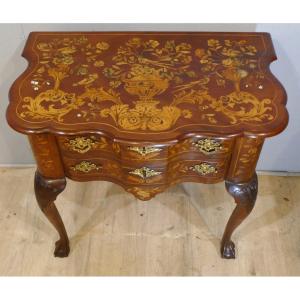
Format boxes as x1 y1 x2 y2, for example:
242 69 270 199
221 173 258 259
34 171 69 257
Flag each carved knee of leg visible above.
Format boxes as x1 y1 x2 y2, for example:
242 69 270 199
225 173 258 205
34 172 66 207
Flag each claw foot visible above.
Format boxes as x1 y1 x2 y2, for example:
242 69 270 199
221 240 236 259
54 239 70 257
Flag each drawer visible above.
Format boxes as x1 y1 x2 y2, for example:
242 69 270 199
168 136 233 159
60 135 232 185
63 154 229 186
122 137 233 161
63 157 122 181
125 158 229 200
167 158 229 183
62 156 166 185
57 135 233 163
57 134 168 161
122 158 228 185
57 135 121 158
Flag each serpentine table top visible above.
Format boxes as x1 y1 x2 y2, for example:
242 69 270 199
7 31 287 140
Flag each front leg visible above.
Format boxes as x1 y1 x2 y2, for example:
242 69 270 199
34 171 70 257
221 173 258 259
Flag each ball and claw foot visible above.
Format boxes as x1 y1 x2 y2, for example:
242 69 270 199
54 239 70 258
221 240 236 259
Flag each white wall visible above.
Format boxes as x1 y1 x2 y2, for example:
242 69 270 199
255 24 300 172
0 23 298 171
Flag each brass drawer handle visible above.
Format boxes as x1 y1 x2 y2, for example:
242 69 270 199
66 137 98 153
128 146 162 156
129 167 162 179
192 138 222 154
71 161 101 173
190 163 217 175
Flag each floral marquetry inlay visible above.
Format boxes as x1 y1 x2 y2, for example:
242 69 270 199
126 186 165 200
8 32 288 140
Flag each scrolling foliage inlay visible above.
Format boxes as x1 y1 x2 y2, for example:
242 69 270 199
17 35 275 131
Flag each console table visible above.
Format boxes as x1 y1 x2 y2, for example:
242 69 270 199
6 32 288 258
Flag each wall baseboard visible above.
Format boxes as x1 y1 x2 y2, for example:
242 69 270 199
257 170 300 176
0 164 36 168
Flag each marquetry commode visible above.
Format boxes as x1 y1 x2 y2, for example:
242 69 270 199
6 32 288 258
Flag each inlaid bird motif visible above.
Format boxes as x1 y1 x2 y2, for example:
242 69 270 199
73 73 98 86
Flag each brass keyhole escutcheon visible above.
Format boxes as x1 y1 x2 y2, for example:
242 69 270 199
190 163 217 175
129 167 162 179
128 146 162 157
192 138 222 154
66 137 98 153
71 161 101 173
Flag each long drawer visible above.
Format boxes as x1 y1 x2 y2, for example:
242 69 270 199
62 155 229 186
57 135 234 162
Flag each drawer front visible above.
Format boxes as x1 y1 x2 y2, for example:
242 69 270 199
59 135 232 185
168 137 233 158
57 135 233 162
63 155 228 186
57 135 121 157
57 135 168 161
63 157 122 181
122 137 233 161
64 158 166 185
167 158 229 183
125 157 229 199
